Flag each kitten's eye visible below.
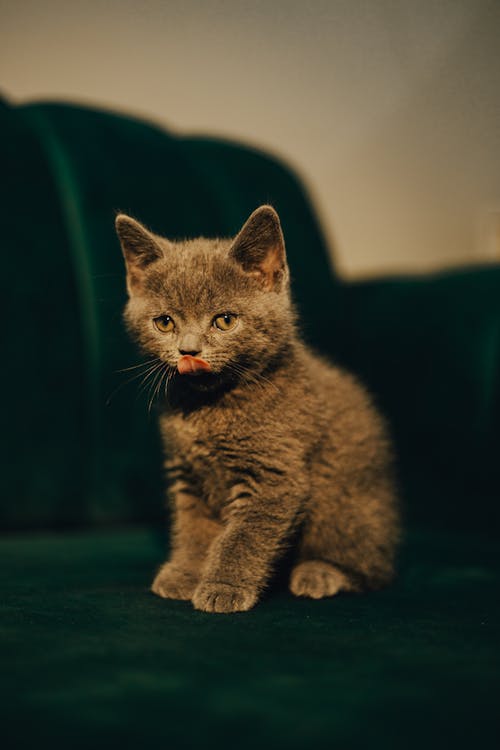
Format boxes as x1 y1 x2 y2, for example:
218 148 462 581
213 313 238 331
153 315 175 333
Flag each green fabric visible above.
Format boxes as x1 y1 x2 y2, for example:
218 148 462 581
1 98 336 530
2 96 499 532
0 99 87 527
336 269 500 533
1 528 498 749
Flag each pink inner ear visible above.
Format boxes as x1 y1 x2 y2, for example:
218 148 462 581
261 245 283 273
257 244 285 289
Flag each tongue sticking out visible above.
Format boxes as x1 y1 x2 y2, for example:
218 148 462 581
177 355 212 376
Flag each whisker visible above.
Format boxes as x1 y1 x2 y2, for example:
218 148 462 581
117 358 160 373
226 361 280 394
164 368 175 403
147 362 169 409
106 359 162 406
225 364 266 393
158 366 173 406
148 370 163 413
137 361 165 393
148 363 170 414
134 363 166 409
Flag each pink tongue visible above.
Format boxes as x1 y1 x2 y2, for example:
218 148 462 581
177 355 212 376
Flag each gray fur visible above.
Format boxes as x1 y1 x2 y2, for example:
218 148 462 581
116 206 400 613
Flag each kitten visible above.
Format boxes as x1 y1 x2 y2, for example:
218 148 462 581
116 206 400 613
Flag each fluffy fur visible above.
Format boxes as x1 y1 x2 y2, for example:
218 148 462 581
116 206 400 613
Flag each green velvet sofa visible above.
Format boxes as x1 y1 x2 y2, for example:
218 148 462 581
1 96 499 749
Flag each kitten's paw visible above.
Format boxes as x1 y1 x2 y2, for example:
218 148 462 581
151 564 198 601
289 560 347 599
192 582 258 613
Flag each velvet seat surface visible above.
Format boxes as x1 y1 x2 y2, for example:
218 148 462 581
2 528 499 749
1 97 498 748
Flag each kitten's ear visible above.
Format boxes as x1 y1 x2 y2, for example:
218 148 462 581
115 214 164 294
229 205 287 290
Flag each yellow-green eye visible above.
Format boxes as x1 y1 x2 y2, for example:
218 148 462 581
214 313 238 331
153 315 175 333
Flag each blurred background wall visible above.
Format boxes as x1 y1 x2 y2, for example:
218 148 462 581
2 0 499 278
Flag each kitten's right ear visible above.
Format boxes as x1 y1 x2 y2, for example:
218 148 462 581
229 205 287 291
115 214 164 294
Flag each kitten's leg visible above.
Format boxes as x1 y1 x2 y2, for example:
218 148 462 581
152 490 222 601
289 559 353 599
290 475 399 599
192 482 304 614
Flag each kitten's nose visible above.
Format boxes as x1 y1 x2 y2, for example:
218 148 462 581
178 333 202 357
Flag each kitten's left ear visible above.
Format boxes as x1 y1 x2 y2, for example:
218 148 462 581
115 214 164 294
229 205 287 291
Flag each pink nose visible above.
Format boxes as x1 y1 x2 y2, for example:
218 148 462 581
177 355 212 375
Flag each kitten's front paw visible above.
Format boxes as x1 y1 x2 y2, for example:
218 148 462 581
192 582 258 613
289 560 346 599
151 563 198 601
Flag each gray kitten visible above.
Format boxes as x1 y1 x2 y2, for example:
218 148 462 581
116 206 399 613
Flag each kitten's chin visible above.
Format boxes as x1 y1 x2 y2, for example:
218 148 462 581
178 371 225 393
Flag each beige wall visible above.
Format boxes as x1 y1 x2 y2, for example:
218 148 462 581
2 0 500 277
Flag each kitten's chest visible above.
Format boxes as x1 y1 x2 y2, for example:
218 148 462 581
161 407 250 511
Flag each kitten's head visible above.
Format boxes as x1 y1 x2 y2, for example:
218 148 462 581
116 206 296 393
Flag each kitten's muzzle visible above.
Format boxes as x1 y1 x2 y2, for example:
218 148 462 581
178 332 202 357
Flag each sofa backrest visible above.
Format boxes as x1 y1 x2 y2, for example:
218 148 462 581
2 98 499 534
1 98 335 529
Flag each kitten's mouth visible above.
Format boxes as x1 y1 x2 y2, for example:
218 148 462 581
177 355 212 376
